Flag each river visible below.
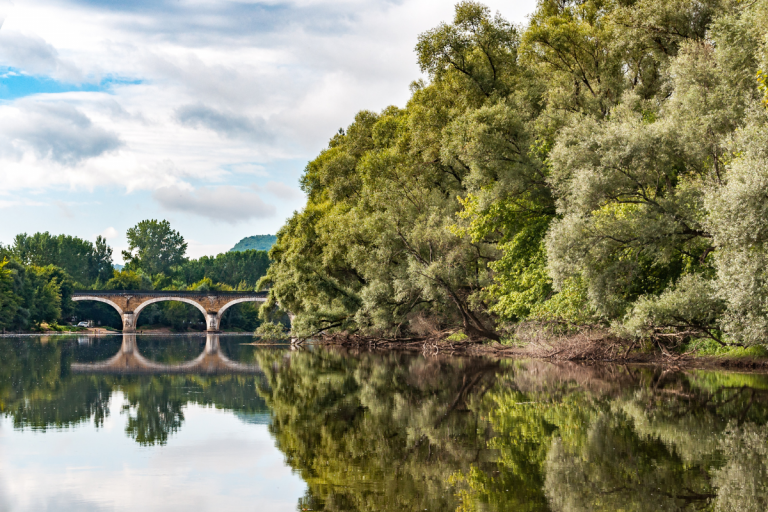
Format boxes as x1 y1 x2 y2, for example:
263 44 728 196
0 334 766 511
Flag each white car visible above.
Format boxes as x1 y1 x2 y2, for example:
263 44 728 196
77 321 90 328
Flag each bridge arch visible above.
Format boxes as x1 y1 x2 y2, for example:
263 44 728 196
133 297 210 330
216 297 264 322
133 297 208 318
71 296 125 316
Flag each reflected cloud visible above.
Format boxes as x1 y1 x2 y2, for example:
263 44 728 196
0 398 304 512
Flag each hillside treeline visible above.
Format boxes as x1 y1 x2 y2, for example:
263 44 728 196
0 221 270 331
261 0 768 346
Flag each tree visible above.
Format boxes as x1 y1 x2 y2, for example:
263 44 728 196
177 249 270 289
0 261 73 329
0 259 20 330
261 3 539 340
10 232 113 286
122 220 187 278
92 235 115 283
103 269 149 291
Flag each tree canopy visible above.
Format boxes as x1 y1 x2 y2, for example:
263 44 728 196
261 0 768 348
8 232 113 287
122 219 188 278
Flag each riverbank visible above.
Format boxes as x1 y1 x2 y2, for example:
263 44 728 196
307 329 768 371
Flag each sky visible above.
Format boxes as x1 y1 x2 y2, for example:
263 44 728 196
0 0 537 262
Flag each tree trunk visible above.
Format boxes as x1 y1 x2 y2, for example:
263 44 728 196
448 292 500 342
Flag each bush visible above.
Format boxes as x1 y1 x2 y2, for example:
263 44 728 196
254 322 288 341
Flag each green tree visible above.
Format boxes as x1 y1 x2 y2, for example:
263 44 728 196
10 232 113 286
103 269 149 290
1 261 73 329
262 3 541 339
0 259 20 330
122 220 187 278
177 249 270 289
545 0 767 342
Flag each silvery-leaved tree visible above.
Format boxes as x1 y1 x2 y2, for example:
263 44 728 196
547 0 768 344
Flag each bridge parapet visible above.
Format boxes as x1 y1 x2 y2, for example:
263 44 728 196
72 290 268 332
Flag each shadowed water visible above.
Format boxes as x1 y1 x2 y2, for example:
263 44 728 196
1 334 767 511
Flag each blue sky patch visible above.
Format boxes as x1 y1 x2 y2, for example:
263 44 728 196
0 69 142 100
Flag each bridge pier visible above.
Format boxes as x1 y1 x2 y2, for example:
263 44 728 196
122 312 136 333
206 312 221 333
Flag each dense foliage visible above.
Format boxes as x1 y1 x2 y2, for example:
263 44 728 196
0 256 76 331
175 250 270 290
262 0 768 346
7 232 113 287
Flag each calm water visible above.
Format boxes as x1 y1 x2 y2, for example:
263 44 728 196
1 335 767 511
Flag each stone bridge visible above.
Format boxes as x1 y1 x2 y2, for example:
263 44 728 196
72 290 268 333
70 333 264 375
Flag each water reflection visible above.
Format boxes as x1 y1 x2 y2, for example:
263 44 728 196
0 334 270 443
2 336 768 510
255 353 768 511
71 334 263 375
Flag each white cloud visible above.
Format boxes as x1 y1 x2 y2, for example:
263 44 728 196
175 103 273 141
100 226 118 239
0 29 82 80
0 198 46 208
227 163 268 176
263 181 304 201
153 185 276 223
0 100 122 165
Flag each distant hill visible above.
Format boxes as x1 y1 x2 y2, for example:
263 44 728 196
230 235 276 253
113 263 124 271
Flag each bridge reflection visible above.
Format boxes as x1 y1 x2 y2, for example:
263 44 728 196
71 333 264 375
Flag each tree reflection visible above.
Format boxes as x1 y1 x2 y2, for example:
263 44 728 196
713 422 768 512
121 378 185 445
453 366 768 512
254 349 500 512
0 336 269 446
544 414 715 511
0 337 113 429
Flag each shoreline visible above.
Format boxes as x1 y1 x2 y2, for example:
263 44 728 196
305 332 768 371
5 330 768 371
